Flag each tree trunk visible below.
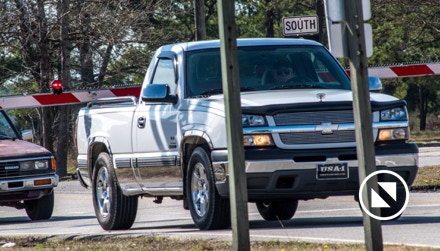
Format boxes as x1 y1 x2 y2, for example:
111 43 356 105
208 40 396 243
40 107 54 153
419 84 427 131
98 44 113 86
36 0 55 153
56 0 72 177
264 0 274 37
79 5 94 87
194 0 206 40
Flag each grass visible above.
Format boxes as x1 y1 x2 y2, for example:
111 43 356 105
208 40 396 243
0 236 438 251
412 165 440 190
410 130 440 143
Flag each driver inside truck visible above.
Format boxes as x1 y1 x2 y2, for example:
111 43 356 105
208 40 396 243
271 57 296 83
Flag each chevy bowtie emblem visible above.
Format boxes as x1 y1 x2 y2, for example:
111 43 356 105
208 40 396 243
316 93 326 102
316 122 338 134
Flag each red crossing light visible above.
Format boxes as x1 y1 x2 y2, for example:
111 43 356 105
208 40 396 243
51 80 63 94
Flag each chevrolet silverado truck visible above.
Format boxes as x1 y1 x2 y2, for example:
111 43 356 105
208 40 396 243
0 109 58 220
76 38 418 230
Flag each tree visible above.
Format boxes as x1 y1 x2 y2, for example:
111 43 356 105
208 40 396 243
0 0 194 176
371 0 440 130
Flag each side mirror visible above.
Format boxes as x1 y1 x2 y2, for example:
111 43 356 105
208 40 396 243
141 84 178 104
21 129 33 142
368 76 382 92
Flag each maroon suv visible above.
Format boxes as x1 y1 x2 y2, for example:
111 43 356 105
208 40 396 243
0 110 58 220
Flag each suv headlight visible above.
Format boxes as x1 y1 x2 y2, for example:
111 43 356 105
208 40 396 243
242 114 267 127
380 107 407 121
20 160 50 171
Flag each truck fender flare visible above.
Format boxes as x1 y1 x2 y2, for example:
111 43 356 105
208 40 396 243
87 136 113 176
181 130 214 150
181 130 214 165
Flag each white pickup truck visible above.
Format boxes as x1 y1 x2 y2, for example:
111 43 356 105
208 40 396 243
76 38 418 230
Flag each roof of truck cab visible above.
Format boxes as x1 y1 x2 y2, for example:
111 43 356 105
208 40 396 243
161 38 323 52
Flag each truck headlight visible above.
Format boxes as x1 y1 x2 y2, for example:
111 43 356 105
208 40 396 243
380 107 407 121
243 134 273 146
377 128 408 141
242 114 267 127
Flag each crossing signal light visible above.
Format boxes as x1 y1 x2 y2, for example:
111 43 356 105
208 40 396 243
51 80 63 94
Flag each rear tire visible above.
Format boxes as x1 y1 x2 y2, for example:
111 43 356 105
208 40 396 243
256 200 299 221
25 192 54 220
92 152 138 230
186 147 231 230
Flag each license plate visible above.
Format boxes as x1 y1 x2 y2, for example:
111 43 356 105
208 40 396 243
316 163 349 180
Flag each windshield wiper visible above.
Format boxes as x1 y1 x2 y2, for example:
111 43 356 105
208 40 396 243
0 135 16 140
199 88 223 96
270 84 324 90
198 87 259 96
240 87 259 92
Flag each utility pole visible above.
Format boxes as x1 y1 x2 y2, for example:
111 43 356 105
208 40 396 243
217 1 250 251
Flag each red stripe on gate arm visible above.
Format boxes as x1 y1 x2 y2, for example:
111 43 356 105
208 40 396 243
110 87 142 97
33 93 80 106
390 65 434 77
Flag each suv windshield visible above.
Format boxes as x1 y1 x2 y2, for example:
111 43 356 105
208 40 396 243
186 45 351 97
0 111 20 139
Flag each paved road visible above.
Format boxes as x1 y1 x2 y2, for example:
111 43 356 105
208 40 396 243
0 181 439 248
418 147 440 167
0 147 439 248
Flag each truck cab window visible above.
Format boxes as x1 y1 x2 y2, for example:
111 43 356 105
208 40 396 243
152 58 176 94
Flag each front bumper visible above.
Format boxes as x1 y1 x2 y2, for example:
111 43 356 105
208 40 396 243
0 174 59 201
212 143 418 201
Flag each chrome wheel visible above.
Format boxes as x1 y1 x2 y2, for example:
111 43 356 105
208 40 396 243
186 147 230 230
190 162 209 217
96 167 111 218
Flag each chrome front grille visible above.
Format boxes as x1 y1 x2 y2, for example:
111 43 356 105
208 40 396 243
274 110 354 125
279 131 356 144
274 110 356 145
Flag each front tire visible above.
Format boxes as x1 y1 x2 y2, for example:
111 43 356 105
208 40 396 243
25 192 54 220
380 191 406 220
256 200 299 221
186 147 230 230
92 152 138 230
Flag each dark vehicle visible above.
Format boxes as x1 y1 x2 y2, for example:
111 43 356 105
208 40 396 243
0 110 58 220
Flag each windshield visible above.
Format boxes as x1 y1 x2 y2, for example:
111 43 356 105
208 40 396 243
185 45 351 97
0 111 20 140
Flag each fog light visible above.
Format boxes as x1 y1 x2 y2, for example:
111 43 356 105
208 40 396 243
243 134 272 146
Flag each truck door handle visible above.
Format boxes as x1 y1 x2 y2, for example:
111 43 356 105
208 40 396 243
137 117 146 128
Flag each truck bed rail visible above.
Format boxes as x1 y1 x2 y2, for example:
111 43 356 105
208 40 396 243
87 96 138 108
